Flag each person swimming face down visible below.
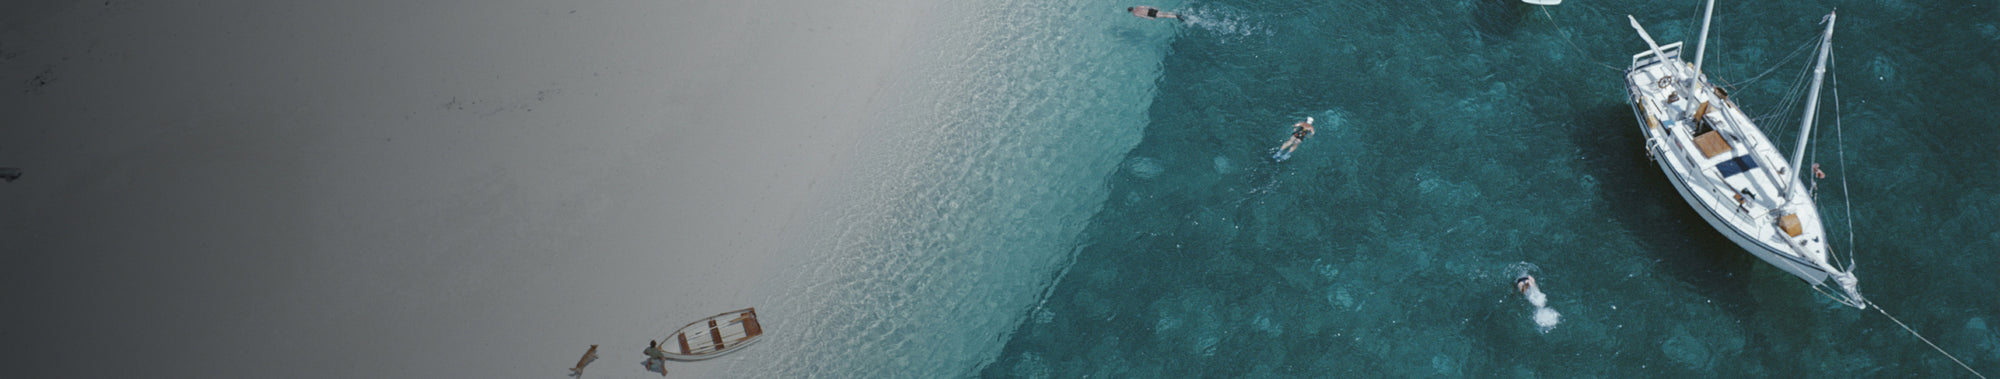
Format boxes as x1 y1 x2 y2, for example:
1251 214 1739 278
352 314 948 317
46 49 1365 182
1127 6 1179 19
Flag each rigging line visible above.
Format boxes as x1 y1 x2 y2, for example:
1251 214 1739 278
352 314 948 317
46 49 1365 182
1831 49 1858 271
1794 271 1845 306
1684 0 1705 47
1866 299 1989 379
1764 238 1858 308
1754 52 1815 126
1736 35 1820 89
1539 7 1621 72
1805 46 1852 272
1754 71 1802 129
1765 54 1816 135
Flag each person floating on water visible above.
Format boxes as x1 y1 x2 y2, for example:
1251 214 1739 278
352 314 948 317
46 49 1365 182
0 167 19 183
1273 117 1314 161
642 340 669 376
1127 6 1180 20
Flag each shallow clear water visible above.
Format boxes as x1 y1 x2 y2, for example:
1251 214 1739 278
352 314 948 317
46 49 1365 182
723 1 1177 377
982 0 2000 376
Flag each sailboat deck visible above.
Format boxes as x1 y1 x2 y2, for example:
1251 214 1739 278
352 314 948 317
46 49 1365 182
1626 44 1836 281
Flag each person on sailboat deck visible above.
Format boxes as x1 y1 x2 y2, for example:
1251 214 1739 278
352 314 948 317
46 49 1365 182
1274 117 1314 160
1127 6 1180 20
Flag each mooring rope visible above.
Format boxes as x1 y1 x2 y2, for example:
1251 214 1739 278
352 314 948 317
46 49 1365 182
1866 299 1988 378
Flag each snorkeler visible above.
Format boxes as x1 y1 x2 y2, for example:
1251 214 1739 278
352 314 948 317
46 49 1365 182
1273 117 1314 161
0 167 19 183
1127 6 1180 20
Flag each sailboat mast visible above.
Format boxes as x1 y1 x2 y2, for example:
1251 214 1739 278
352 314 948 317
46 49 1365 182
1788 11 1836 197
1692 0 1716 81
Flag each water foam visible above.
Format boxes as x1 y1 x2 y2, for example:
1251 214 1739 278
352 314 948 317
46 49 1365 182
1179 4 1273 43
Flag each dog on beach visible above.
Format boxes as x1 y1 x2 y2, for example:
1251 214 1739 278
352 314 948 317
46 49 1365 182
568 344 599 376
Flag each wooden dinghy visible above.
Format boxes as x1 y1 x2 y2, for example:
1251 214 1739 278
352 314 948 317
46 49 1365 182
662 308 763 361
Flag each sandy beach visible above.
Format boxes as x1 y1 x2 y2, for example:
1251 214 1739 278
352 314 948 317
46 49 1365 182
1 0 933 377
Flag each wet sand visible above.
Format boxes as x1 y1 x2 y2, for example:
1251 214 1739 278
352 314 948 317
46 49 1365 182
0 0 930 377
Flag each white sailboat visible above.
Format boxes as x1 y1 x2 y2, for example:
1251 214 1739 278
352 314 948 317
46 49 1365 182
1623 3 1864 308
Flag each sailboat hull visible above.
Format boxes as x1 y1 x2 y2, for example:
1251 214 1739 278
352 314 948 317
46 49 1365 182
1636 126 1833 285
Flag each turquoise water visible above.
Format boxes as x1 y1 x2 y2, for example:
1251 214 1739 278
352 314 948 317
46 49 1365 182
980 0 1999 376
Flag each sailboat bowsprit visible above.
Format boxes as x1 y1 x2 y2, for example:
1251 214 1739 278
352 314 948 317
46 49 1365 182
1624 6 1865 308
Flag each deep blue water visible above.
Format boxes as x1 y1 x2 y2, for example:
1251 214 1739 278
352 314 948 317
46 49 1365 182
982 0 2000 376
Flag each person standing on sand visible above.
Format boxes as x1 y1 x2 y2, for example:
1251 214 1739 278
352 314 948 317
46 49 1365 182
1127 6 1180 20
643 340 669 376
1274 117 1314 161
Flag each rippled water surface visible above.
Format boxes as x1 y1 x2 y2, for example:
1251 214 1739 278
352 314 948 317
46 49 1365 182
982 0 1999 376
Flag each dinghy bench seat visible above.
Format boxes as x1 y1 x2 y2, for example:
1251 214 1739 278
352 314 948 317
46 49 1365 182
740 313 763 337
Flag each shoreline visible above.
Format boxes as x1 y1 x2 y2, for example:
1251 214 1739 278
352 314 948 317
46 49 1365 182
719 0 1175 376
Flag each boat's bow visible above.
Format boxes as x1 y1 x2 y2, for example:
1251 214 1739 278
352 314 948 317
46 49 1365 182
1832 269 1865 308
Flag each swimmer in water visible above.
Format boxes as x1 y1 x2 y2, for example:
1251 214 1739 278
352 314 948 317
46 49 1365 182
1516 273 1560 331
1516 274 1546 308
1273 117 1314 161
1127 6 1181 20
